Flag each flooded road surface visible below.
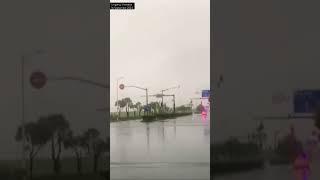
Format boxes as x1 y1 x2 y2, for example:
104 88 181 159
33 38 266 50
110 114 210 180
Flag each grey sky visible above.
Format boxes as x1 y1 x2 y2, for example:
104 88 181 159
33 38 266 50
110 0 210 111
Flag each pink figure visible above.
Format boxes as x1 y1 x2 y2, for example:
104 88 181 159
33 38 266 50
293 152 310 180
201 111 207 122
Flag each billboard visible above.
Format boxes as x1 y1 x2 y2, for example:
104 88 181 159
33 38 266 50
294 90 320 113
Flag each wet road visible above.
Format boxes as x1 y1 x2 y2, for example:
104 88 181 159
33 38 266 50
110 114 210 180
214 160 320 180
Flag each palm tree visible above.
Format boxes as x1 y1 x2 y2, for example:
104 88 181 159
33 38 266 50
149 102 158 115
163 103 170 113
37 114 70 174
135 102 142 116
123 97 132 118
130 103 137 117
63 131 87 174
83 128 108 173
115 99 126 118
257 122 267 149
83 128 100 154
15 121 51 179
92 138 108 173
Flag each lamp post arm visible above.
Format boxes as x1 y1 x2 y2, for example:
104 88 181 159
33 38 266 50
125 85 146 91
48 76 109 89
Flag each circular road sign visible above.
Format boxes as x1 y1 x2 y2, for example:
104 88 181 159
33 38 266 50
119 84 125 90
30 71 47 89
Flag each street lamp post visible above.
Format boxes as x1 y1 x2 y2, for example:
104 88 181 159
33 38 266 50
21 55 25 171
160 85 180 111
116 77 124 120
20 49 46 175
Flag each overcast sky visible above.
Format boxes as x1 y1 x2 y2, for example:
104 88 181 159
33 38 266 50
110 0 210 111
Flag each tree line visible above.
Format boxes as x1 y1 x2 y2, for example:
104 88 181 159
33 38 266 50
115 97 182 117
15 113 108 179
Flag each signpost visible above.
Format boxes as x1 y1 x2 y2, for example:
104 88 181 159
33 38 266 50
201 90 210 111
30 71 47 89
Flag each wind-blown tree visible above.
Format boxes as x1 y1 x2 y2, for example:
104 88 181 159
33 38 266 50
123 97 132 117
128 102 134 117
83 128 108 173
38 114 70 174
162 103 170 113
83 128 100 154
149 102 156 114
135 102 142 116
149 102 161 115
63 131 87 174
15 121 51 179
130 103 137 117
256 122 267 149
92 138 108 173
115 99 126 118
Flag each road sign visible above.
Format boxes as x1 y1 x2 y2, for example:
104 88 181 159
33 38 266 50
119 84 124 90
294 90 320 113
202 90 210 98
30 71 47 89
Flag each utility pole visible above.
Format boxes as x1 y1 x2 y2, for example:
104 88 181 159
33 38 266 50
116 77 124 120
20 49 46 177
21 55 26 172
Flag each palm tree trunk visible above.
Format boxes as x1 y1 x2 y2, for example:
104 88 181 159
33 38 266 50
126 106 129 118
76 152 82 175
29 155 34 180
52 141 62 174
93 154 99 173
53 159 61 174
